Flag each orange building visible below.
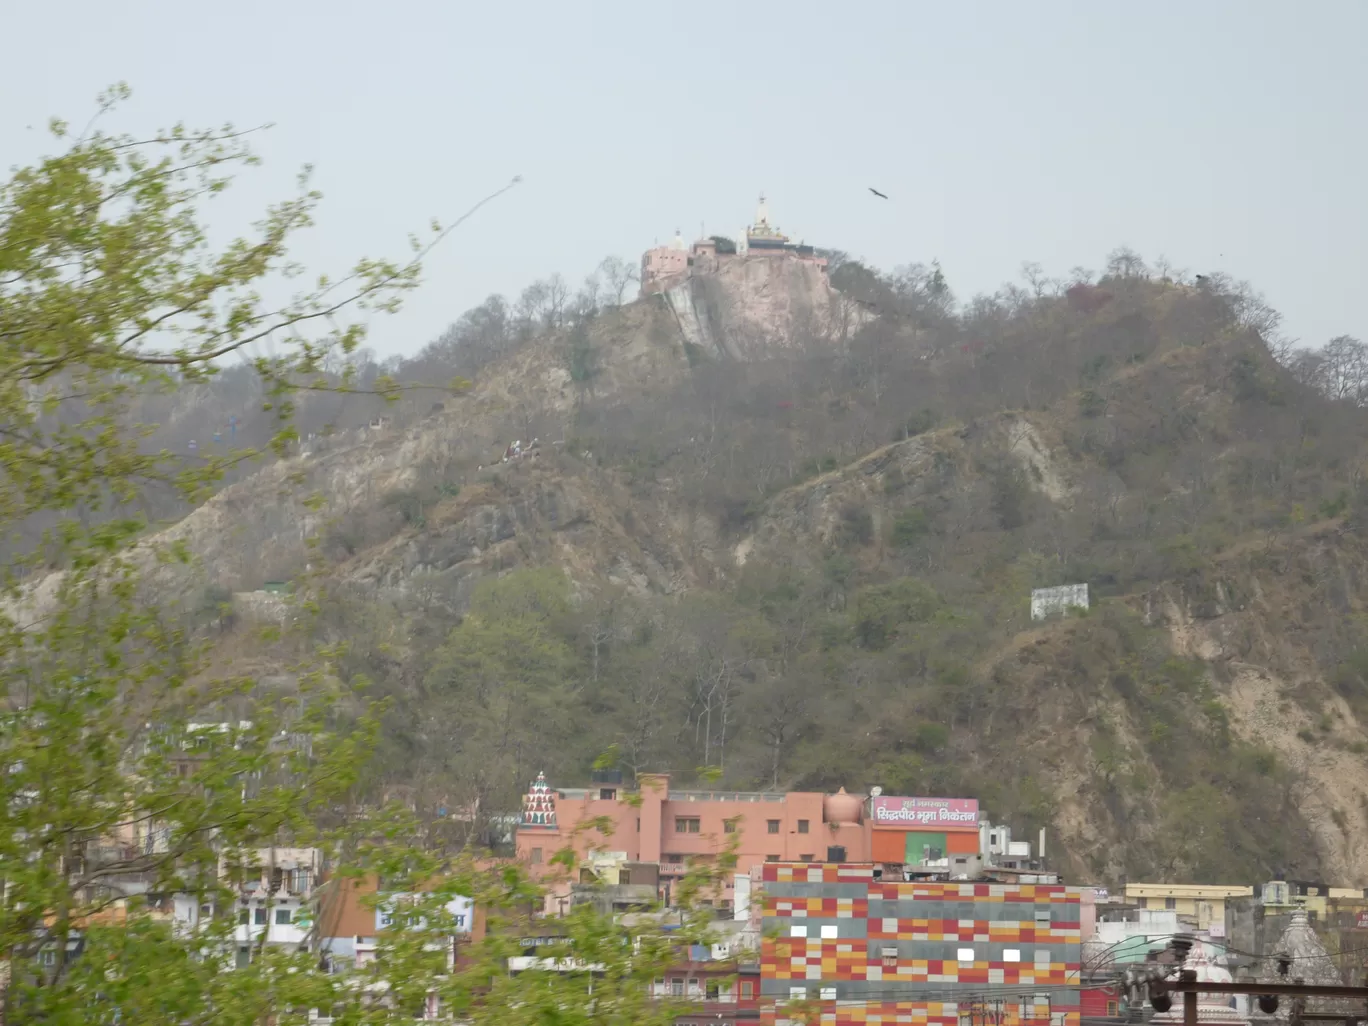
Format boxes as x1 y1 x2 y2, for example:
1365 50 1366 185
515 774 992 911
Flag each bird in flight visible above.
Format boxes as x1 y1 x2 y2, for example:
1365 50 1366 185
869 187 889 199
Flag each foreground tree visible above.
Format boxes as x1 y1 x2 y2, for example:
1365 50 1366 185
0 89 706 1025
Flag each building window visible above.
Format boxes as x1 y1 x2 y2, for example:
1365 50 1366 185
797 819 810 834
238 908 249 924
1035 949 1050 966
1165 897 1177 910
740 980 754 999
790 987 807 1000
671 979 684 997
724 819 737 833
790 925 808 938
957 947 974 964
600 788 616 800
675 817 701 833
275 908 292 925
531 848 542 864
1035 909 1051 927
1107 1002 1119 1017
820 987 837 1001
1004 949 1021 962
766 855 779 862
799 854 814 862
706 981 720 1000
1136 897 1148 908
767 820 780 834
820 925 838 939
882 947 897 969
253 907 267 925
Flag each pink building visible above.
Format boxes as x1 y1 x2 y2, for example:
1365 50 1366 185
517 772 869 908
638 197 828 297
639 232 691 294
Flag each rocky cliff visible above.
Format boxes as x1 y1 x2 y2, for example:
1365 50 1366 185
661 253 865 359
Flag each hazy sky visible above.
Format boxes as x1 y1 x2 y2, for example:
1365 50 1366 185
3 0 1364 358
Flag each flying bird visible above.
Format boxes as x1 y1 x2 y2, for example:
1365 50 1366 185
868 187 889 199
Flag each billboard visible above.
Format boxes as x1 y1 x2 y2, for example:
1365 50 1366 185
871 796 979 828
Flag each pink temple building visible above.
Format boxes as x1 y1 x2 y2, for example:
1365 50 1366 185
639 195 829 297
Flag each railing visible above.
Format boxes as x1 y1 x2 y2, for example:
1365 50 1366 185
667 791 786 803
651 984 737 1002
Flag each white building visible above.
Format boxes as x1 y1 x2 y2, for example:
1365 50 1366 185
230 847 323 965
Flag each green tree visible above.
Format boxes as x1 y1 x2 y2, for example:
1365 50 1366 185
421 568 581 839
0 91 693 1026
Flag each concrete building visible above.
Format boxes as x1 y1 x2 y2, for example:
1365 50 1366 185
1122 883 1252 930
230 847 322 965
515 773 1041 916
570 854 661 917
315 873 479 973
757 862 1084 1026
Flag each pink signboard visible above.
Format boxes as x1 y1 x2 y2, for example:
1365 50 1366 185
871 796 979 828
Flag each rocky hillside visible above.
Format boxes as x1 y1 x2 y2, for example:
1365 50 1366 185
88 254 1368 886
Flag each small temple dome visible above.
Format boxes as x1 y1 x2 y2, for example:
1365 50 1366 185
1151 945 1246 1026
823 787 862 825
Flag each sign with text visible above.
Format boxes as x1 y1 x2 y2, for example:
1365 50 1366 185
872 797 979 828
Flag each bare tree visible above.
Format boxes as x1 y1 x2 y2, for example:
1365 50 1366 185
515 279 551 338
598 256 640 306
1318 335 1368 405
1105 246 1149 280
544 273 570 330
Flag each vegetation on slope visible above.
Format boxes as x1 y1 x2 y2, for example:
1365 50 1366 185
225 250 1368 885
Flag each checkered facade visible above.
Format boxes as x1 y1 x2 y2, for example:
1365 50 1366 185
759 864 1082 1026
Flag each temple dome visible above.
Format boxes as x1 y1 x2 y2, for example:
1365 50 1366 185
823 787 862 825
1152 945 1247 1026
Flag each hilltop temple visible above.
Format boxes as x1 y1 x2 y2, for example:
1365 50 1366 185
639 195 828 297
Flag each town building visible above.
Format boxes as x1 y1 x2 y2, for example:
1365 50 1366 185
757 862 1084 1026
230 847 322 966
315 872 479 974
639 196 829 297
1122 883 1253 931
515 774 1044 915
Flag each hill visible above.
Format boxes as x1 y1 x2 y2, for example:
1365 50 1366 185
71 245 1368 887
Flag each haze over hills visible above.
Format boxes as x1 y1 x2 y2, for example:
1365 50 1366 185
62 205 1368 889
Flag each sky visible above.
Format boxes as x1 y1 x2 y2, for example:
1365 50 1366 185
2 0 1364 359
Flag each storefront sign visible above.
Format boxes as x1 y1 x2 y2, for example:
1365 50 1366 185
871 796 979 826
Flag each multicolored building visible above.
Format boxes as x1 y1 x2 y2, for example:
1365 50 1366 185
758 863 1083 1026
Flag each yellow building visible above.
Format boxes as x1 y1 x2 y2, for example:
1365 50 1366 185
1123 883 1254 928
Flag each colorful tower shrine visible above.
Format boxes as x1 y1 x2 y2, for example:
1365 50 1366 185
520 771 558 829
